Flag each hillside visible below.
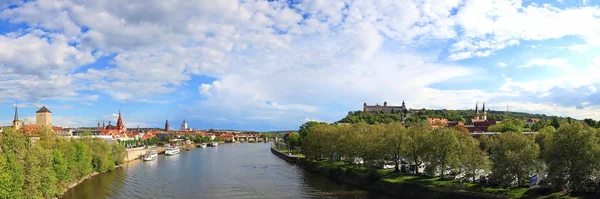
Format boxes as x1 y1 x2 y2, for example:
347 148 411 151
338 109 564 124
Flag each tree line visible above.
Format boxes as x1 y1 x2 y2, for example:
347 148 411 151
299 120 600 193
338 109 573 126
0 127 126 198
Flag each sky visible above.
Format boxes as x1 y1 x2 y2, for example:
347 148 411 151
1 0 600 131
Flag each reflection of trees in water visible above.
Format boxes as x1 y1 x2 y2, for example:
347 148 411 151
62 168 126 199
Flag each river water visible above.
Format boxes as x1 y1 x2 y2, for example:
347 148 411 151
62 143 390 199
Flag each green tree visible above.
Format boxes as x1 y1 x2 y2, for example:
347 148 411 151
52 150 69 182
404 123 432 174
298 121 323 139
544 122 600 191
383 123 408 172
583 118 597 128
424 128 462 178
551 116 561 129
0 152 23 199
460 135 491 182
286 132 301 152
535 126 556 158
22 145 57 198
490 132 540 187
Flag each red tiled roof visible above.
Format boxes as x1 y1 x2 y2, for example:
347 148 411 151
141 131 155 141
22 124 40 136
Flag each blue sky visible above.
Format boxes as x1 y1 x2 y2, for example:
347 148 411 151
2 0 600 131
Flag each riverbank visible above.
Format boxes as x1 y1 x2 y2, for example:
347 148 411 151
58 143 199 198
270 147 554 199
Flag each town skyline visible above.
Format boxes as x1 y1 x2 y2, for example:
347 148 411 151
2 0 600 131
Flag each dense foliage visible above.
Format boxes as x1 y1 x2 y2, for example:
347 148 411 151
302 122 489 178
338 109 566 125
0 127 126 198
299 120 600 194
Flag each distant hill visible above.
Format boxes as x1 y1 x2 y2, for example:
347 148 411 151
338 109 565 124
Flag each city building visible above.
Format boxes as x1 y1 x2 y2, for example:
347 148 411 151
181 118 189 131
426 118 448 129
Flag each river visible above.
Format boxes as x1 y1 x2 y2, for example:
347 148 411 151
62 143 390 199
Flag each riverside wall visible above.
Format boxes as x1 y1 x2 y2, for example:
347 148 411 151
270 147 299 163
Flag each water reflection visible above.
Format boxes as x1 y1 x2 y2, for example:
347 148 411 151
62 144 389 199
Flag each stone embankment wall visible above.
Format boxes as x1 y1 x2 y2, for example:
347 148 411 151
124 146 168 162
270 147 299 163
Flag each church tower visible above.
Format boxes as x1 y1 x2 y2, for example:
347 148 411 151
473 102 480 121
181 118 188 131
36 106 52 126
13 105 21 130
482 103 487 121
116 109 124 130
165 120 170 131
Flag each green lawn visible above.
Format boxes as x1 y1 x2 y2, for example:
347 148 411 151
306 160 591 199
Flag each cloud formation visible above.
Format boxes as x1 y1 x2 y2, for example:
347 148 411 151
2 0 600 129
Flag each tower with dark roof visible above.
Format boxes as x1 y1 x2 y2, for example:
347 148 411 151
13 105 21 130
165 120 170 131
36 106 52 126
473 102 480 121
482 102 487 121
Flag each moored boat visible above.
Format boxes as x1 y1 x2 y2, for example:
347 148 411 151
143 150 158 161
199 143 207 148
165 146 180 156
210 142 219 147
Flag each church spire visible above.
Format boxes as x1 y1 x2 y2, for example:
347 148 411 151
475 102 479 113
13 105 19 122
116 109 124 129
13 105 21 130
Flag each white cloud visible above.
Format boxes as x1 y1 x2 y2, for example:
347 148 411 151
198 84 212 96
450 0 600 60
497 62 507 68
4 0 600 128
589 85 597 93
517 58 571 68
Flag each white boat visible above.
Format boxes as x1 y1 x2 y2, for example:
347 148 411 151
143 150 158 161
199 143 207 148
211 142 219 147
165 146 180 156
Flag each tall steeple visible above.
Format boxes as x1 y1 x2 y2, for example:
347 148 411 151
116 109 124 130
473 102 480 121
482 102 488 121
13 105 21 130
13 105 19 122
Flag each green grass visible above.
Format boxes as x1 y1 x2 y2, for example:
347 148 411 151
305 160 587 199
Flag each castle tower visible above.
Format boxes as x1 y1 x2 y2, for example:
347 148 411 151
116 109 124 130
181 118 188 131
363 102 367 112
102 121 106 129
36 106 52 126
165 120 170 131
482 103 487 121
13 105 21 130
384 101 388 106
97 121 101 130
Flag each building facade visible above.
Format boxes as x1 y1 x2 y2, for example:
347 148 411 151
36 106 52 126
